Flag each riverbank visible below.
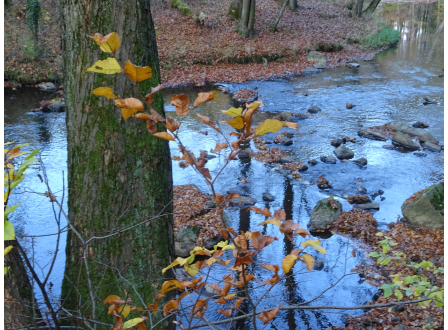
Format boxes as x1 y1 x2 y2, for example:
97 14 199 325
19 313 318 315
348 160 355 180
4 0 398 86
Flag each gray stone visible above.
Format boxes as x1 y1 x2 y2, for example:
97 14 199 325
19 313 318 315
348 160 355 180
176 226 199 243
204 235 224 250
388 121 412 132
424 141 442 152
238 148 254 159
298 164 308 172
313 260 324 271
37 82 56 92
412 121 429 128
402 127 436 143
222 211 231 227
303 67 321 74
357 186 367 194
295 113 310 120
320 155 337 164
347 63 360 68
334 145 355 160
262 192 275 202
308 197 342 232
392 131 420 150
414 152 427 157
284 131 294 138
308 159 318 166
280 155 293 163
203 284 220 297
228 196 256 208
331 139 343 147
354 203 380 210
358 128 388 141
175 242 196 257
313 62 327 69
307 105 321 113
274 135 293 146
307 51 326 62
352 157 367 167
402 182 444 229
47 100 66 112
281 111 292 122
206 154 217 160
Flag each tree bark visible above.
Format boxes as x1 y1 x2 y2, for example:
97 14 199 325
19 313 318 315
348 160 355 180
228 0 243 20
61 0 174 328
356 0 364 16
363 0 381 15
237 0 256 38
271 0 289 32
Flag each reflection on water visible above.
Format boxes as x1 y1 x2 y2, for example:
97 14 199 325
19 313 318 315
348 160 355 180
3 2 443 328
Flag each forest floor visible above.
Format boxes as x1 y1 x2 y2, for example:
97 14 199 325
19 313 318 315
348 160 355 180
4 0 396 86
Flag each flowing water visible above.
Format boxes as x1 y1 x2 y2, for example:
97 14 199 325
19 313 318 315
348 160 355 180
4 2 443 328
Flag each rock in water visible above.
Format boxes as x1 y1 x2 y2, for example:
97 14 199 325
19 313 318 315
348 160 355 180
176 226 199 243
334 145 355 160
320 155 337 164
37 82 56 92
412 121 429 128
281 111 292 122
392 132 420 150
308 197 342 232
308 159 318 166
354 203 380 210
318 176 332 189
347 63 360 68
352 157 367 167
424 141 442 152
262 192 275 202
348 194 372 204
331 139 343 147
227 196 256 208
358 128 388 141
307 105 321 113
401 182 444 229
232 89 258 103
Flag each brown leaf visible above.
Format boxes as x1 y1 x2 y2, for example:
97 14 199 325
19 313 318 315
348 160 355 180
171 94 190 116
234 256 253 268
279 220 301 234
274 209 286 221
254 236 278 252
193 91 216 108
166 117 179 133
225 192 241 200
227 227 237 237
150 107 166 122
198 167 212 180
147 119 157 133
163 300 179 316
144 84 165 105
261 274 281 285
217 309 232 317
257 306 281 325
103 295 122 305
227 149 241 160
220 228 229 240
352 250 357 257
197 114 221 133
153 132 175 141
290 249 303 256
260 264 280 274
132 113 151 120
294 228 311 238
212 142 228 153
234 298 245 309
124 60 152 82
247 206 272 217
282 121 298 130
115 98 144 111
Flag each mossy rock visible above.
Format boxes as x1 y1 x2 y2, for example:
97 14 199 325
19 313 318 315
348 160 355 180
308 197 342 232
402 181 444 229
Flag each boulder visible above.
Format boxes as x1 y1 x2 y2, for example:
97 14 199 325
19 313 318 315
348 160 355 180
281 111 293 122
320 155 337 164
412 121 429 128
424 141 442 152
392 132 420 150
402 128 436 143
262 192 275 202
352 157 367 167
402 182 444 229
334 145 354 160
175 242 195 257
37 82 56 92
388 121 412 132
308 159 318 166
354 203 380 210
176 226 199 243
347 63 360 68
47 100 66 112
331 139 343 147
358 128 388 141
298 164 308 172
308 197 342 232
228 196 256 208
307 51 326 62
307 105 321 113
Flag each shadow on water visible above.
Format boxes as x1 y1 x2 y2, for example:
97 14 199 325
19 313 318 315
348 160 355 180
3 1 443 328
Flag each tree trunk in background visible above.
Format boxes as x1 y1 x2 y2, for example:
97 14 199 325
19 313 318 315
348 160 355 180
4 241 42 329
237 0 256 38
289 0 298 12
271 0 289 32
61 0 174 328
363 0 381 15
356 0 364 16
228 0 243 20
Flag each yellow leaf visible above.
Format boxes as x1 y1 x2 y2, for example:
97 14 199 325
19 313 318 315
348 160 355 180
124 60 152 82
222 244 235 251
123 318 144 330
121 109 138 120
115 98 144 111
282 255 297 273
171 94 190 116
246 100 263 110
258 218 281 226
153 132 175 141
299 254 315 271
221 107 243 117
92 87 117 99
184 263 198 276
162 260 180 274
282 121 298 130
223 116 244 129
103 295 122 305
86 58 122 74
93 32 120 53
119 305 131 318
301 239 326 255
255 119 284 136
160 280 180 293
193 91 216 108
4 246 13 256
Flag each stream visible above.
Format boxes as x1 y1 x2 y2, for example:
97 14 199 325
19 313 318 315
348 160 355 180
4 2 443 329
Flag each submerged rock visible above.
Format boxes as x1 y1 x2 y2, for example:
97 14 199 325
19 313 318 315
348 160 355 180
238 148 254 159
348 194 372 204
402 182 444 229
228 196 256 208
262 192 275 202
334 145 354 160
358 128 388 141
281 111 293 122
414 152 427 157
308 197 342 232
331 138 343 147
320 155 337 164
308 159 318 166
424 141 442 152
294 112 310 120
392 131 420 150
352 157 367 167
412 121 429 128
307 105 321 113
279 155 293 163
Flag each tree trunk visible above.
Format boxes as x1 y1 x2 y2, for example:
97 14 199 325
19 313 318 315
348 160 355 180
363 0 381 15
228 0 243 20
237 0 256 38
356 0 364 16
271 0 289 32
289 0 298 12
61 0 174 328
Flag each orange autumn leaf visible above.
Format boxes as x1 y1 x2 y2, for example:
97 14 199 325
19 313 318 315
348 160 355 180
153 132 175 141
274 209 286 221
212 142 228 153
215 193 225 205
219 228 229 240
282 121 298 130
103 295 122 305
258 218 281 226
196 114 221 133
147 119 157 133
166 117 179 133
115 98 144 111
92 87 117 99
108 304 118 314
225 192 241 200
279 220 301 234
290 249 303 256
124 60 152 82
247 206 272 217
171 94 190 116
257 306 281 325
253 235 278 252
132 113 151 120
144 84 164 105
193 91 216 108
160 280 179 293
93 32 120 53
150 108 166 122
234 256 253 268
260 264 279 274
217 309 232 317
261 274 281 285
234 298 245 309
294 228 311 238
163 300 178 316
